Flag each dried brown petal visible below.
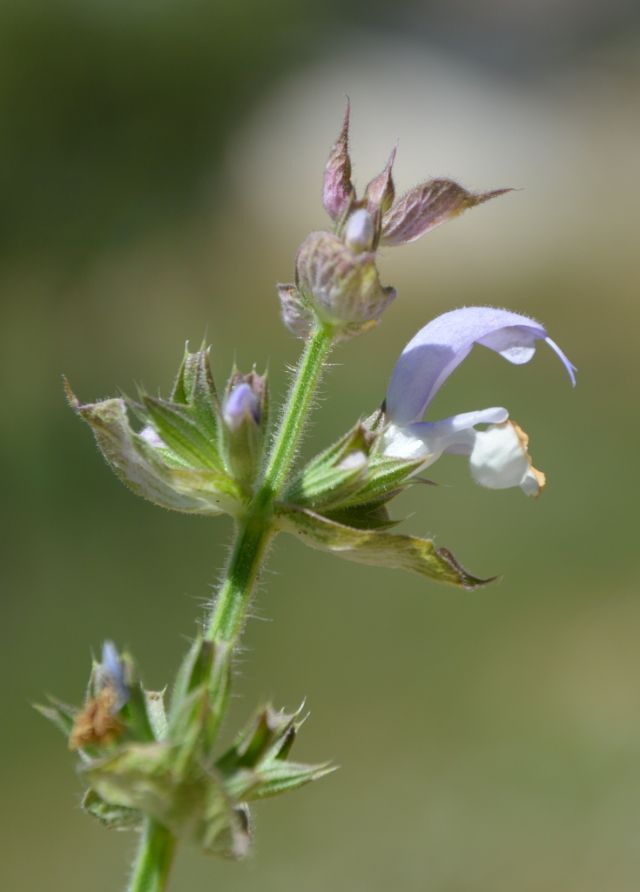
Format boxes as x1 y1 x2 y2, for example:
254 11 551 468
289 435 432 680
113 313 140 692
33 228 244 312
69 688 123 750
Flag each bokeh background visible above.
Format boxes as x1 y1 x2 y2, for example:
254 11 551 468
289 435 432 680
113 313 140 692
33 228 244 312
2 1 639 889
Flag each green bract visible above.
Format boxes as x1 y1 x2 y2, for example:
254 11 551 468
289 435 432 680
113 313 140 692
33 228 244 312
66 347 245 515
38 640 331 859
67 345 491 589
275 504 491 589
281 416 489 588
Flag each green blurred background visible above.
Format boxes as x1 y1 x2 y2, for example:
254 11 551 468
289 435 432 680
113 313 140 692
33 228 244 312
2 1 639 889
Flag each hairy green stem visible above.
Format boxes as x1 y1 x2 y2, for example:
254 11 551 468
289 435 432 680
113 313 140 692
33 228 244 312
127 325 333 890
205 515 274 643
128 820 177 892
206 324 333 644
260 324 334 496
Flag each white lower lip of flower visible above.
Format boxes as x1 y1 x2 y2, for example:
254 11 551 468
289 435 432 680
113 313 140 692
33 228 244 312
469 420 546 496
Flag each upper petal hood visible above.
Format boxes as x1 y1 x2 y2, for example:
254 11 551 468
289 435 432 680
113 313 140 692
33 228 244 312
386 306 576 425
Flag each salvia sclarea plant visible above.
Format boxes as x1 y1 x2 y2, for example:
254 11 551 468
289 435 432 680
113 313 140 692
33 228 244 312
38 105 576 892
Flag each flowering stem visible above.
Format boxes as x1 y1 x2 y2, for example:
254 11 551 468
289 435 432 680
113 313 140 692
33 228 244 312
206 324 334 644
128 820 177 892
260 324 335 497
127 325 334 890
205 514 274 643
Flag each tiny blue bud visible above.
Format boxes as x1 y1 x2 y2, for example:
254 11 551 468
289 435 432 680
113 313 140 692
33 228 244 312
98 641 129 710
221 371 268 485
223 382 260 432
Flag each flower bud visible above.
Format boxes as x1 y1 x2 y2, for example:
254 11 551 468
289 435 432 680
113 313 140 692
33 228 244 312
222 370 268 485
69 642 129 750
344 208 374 253
295 231 396 337
223 382 261 433
66 359 243 518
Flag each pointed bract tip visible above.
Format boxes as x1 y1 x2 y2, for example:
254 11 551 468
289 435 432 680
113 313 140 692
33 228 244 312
436 547 497 590
378 144 398 180
339 98 351 137
385 145 398 176
380 179 513 247
62 376 81 409
468 187 514 207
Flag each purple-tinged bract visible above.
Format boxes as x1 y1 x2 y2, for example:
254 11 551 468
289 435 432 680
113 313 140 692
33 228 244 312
322 102 355 221
381 180 512 247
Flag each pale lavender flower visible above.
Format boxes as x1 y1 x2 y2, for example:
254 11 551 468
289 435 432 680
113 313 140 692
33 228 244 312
383 307 576 496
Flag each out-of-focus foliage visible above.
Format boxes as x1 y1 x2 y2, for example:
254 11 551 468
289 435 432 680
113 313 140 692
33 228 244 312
0 0 342 263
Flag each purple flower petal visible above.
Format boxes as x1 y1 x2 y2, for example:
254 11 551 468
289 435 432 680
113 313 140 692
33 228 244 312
408 407 510 448
545 336 577 385
387 306 576 425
